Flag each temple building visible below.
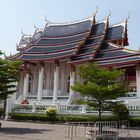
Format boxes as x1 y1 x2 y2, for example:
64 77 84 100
8 12 140 112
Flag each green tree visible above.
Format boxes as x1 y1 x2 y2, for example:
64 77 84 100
71 63 127 120
0 51 21 117
112 102 129 120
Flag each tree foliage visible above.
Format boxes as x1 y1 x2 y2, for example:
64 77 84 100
0 51 21 117
71 63 127 119
112 103 129 120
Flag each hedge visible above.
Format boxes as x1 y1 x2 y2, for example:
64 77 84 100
10 113 48 121
10 113 140 127
129 116 140 127
10 113 115 122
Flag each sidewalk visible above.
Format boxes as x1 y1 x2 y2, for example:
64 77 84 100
0 120 140 140
0 120 65 140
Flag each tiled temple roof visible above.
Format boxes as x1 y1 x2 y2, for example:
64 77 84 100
91 22 106 36
94 42 140 66
25 43 78 54
69 18 108 64
43 20 92 37
105 25 124 40
99 42 121 51
20 49 77 61
13 17 93 61
36 33 88 46
9 13 140 67
17 34 32 50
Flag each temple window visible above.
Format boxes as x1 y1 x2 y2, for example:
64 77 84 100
28 74 33 93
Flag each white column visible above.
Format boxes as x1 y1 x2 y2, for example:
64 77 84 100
68 66 76 104
136 65 140 97
37 66 44 101
53 62 59 104
23 73 29 99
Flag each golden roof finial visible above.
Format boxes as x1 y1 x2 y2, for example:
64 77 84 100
34 23 38 29
91 6 98 18
90 6 98 23
45 16 48 22
107 10 111 18
126 11 130 20
94 6 98 15
45 16 51 25
125 12 130 23
103 10 111 21
21 29 25 35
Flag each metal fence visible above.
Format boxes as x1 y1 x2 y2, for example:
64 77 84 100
64 121 129 140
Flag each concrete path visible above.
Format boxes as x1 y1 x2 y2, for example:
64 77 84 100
0 120 65 140
0 120 140 140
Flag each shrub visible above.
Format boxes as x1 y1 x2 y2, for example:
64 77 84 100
112 103 129 120
45 107 57 121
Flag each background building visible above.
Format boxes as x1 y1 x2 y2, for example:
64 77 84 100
8 13 140 114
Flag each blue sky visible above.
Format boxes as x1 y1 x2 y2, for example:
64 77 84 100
0 0 140 55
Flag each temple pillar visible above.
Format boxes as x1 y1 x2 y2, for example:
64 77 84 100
68 65 76 104
53 61 59 104
136 64 140 97
23 73 29 99
37 65 44 101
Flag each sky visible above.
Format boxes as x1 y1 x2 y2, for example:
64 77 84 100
0 0 140 55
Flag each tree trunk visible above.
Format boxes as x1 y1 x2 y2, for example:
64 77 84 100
98 101 103 134
98 100 102 120
99 110 101 120
3 99 7 119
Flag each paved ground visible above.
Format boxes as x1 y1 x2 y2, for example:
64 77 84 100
0 120 65 140
0 120 140 140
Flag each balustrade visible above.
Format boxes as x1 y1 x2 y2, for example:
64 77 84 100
13 104 84 114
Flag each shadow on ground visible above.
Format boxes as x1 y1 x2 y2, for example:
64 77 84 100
119 137 140 140
0 127 52 134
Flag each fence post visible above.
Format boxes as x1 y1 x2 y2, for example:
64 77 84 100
32 101 36 113
82 105 87 113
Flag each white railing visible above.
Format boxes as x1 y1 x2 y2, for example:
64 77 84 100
12 104 84 114
14 100 140 114
127 92 137 97
59 105 83 113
